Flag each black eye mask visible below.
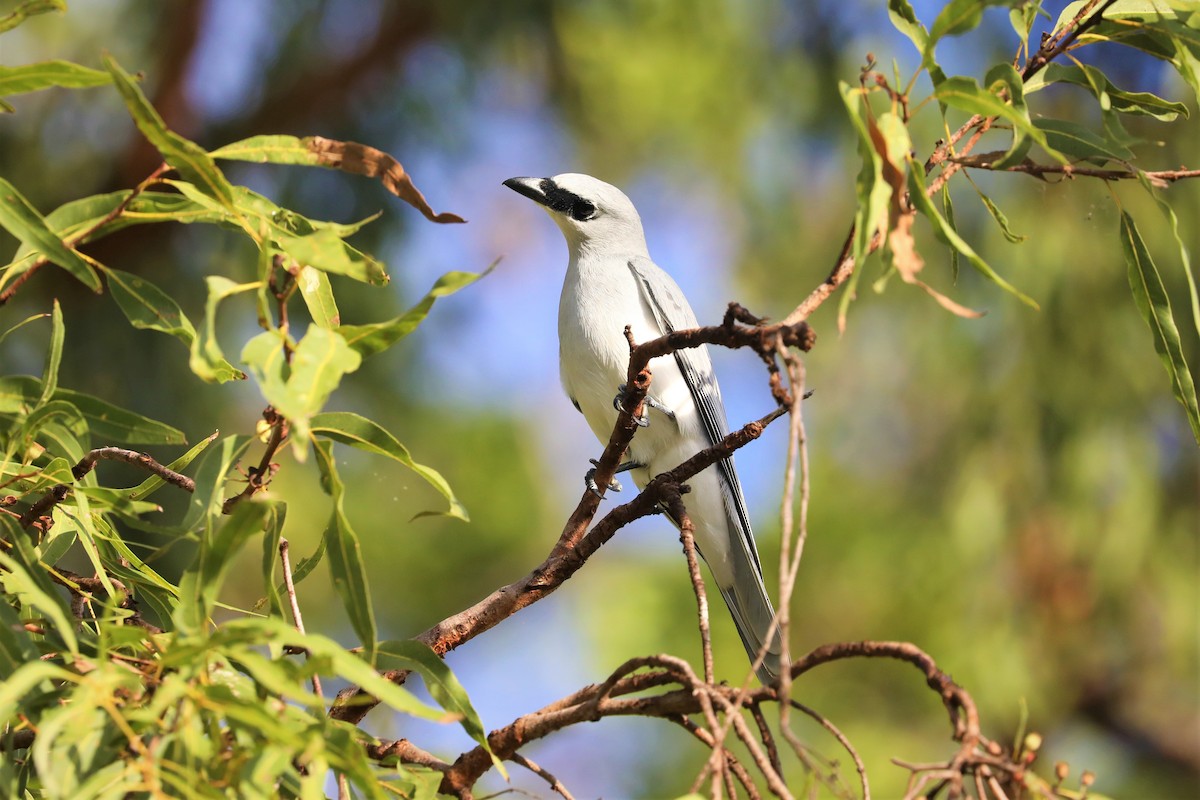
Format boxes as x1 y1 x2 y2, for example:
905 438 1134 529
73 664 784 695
540 179 596 221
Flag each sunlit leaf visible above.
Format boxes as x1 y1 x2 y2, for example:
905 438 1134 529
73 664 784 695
338 267 490 357
1119 212 1200 445
1137 173 1200 341
314 441 376 664
0 548 78 658
0 176 100 291
378 639 498 767
296 266 340 328
1033 118 1135 163
103 54 235 209
174 499 271 634
0 0 65 35
189 276 253 383
310 411 467 521
211 134 467 224
36 300 63 409
0 61 111 97
0 376 184 445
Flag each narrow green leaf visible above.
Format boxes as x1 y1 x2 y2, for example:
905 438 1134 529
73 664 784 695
0 549 79 658
1033 118 1135 162
0 312 48 348
0 593 39 676
258 503 287 617
190 276 253 383
36 300 63 409
0 0 65 35
338 267 490 357
887 0 928 53
0 176 100 291
1119 212 1200 445
0 376 184 445
941 183 960 281
181 434 251 530
0 662 71 726
377 640 494 758
297 266 340 328
932 75 1067 165
105 267 196 341
273 226 388 286
1026 63 1189 121
966 181 1027 244
1137 172 1200 341
127 430 219 501
314 441 377 664
0 61 111 97
907 157 1039 309
1009 2 1040 52
310 411 468 521
210 134 319 165
174 499 270 633
103 54 235 208
14 401 88 464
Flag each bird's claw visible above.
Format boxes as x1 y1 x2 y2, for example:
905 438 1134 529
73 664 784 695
612 383 670 427
585 458 623 498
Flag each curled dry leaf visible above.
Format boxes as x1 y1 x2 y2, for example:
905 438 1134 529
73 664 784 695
304 136 466 224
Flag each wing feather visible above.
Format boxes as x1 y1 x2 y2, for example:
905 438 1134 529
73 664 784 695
627 257 764 578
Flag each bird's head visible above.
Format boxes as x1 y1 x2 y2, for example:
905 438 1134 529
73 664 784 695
503 173 648 255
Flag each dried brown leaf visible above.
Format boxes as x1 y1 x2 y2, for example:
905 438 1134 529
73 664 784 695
304 136 466 224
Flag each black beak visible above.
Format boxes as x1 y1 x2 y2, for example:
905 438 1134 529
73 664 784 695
503 177 551 207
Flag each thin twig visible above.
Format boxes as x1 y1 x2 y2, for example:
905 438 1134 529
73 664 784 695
279 538 323 701
948 155 1200 186
72 447 196 492
510 753 576 800
791 700 869 800
671 496 714 684
222 407 286 514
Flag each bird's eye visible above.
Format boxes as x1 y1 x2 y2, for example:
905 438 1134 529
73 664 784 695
572 200 596 221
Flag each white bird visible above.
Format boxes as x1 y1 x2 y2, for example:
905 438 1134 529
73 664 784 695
504 173 783 683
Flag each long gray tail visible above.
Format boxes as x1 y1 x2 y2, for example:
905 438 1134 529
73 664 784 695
718 558 784 684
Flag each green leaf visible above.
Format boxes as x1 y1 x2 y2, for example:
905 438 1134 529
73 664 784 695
887 0 928 53
941 183 960 281
1137 173 1200 342
1009 2 1040 52
258 503 287 617
297 266 340 328
127 430 219 501
0 548 79 658
1026 63 1189 121
0 376 185 444
105 267 194 340
0 593 39 676
174 499 271 633
0 311 48 348
209 134 321 165
242 327 361 459
37 300 63 409
907 156 1039 309
932 75 1067 165
338 267 490 357
190 276 254 383
181 434 251 530
272 226 388 286
0 0 65 35
314 441 377 664
103 54 235 209
0 176 100 291
1119 212 1200 445
0 661 71 726
1033 118 1136 163
925 0 1014 63
964 176 1027 244
0 61 111 97
377 640 499 767
310 411 467 521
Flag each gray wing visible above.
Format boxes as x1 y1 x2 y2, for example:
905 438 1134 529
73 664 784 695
627 257 764 578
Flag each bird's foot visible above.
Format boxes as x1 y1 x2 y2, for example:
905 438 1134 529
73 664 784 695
611 384 675 427
584 458 642 498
